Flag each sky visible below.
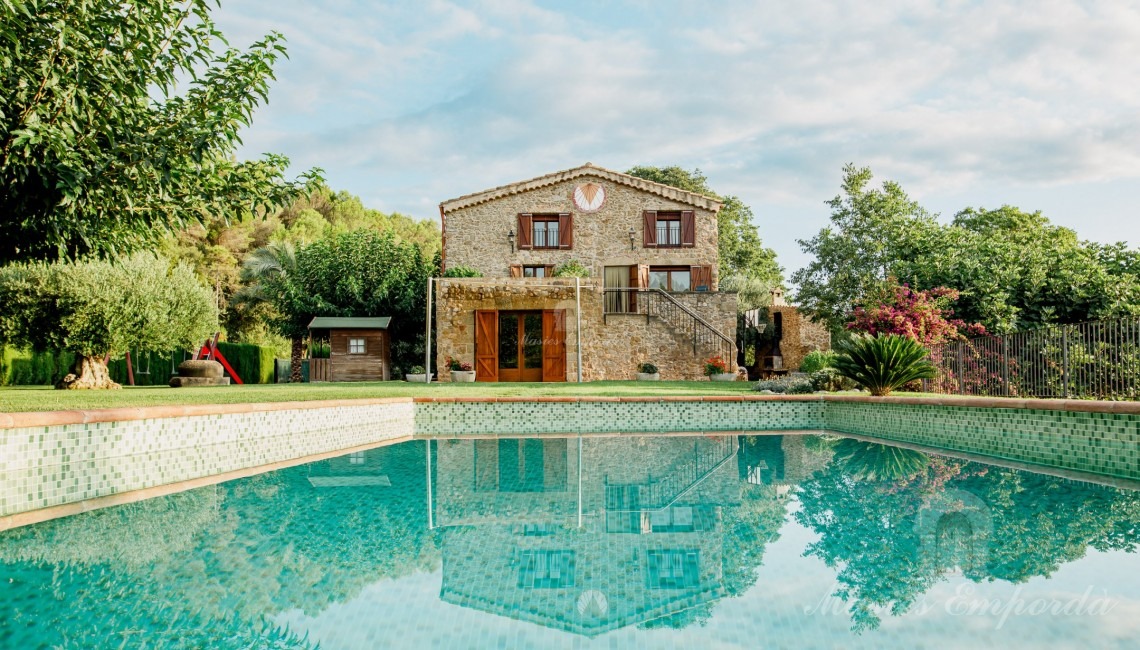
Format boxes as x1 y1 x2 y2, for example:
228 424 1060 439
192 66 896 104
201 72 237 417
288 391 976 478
214 0 1140 278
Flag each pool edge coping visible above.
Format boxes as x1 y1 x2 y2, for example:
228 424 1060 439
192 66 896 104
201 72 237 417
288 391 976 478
5 393 1140 430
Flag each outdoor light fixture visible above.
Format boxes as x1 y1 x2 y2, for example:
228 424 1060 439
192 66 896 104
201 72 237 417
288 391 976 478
628 226 636 250
508 228 516 252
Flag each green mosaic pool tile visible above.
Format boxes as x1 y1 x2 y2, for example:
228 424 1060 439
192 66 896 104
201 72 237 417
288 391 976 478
823 402 1140 481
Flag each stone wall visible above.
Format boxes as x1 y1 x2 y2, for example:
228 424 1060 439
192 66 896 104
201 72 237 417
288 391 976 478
441 173 721 288
770 304 831 371
435 278 738 381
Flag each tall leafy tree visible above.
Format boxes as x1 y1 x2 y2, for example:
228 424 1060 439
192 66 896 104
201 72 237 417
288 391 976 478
0 254 217 388
795 165 1140 333
0 0 320 262
627 165 783 306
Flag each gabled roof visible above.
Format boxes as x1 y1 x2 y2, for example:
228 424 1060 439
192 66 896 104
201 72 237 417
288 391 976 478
308 317 391 330
439 162 723 213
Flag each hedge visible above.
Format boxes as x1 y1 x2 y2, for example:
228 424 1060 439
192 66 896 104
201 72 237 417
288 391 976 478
1 343 277 386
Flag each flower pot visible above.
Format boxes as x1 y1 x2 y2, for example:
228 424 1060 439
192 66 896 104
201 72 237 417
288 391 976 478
636 372 660 381
710 372 738 382
451 370 476 383
405 373 434 383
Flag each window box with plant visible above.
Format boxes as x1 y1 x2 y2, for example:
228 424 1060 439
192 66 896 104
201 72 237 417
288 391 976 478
405 365 433 383
704 355 737 382
636 362 660 381
446 356 476 382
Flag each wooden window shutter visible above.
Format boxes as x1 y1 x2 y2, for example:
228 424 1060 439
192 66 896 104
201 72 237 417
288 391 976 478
558 213 573 249
544 264 555 276
542 309 567 382
518 214 533 250
475 310 499 382
642 210 657 247
637 264 650 288
681 211 696 247
691 265 712 291
509 264 522 278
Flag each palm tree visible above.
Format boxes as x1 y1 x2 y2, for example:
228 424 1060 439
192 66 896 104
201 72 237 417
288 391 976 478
237 241 306 382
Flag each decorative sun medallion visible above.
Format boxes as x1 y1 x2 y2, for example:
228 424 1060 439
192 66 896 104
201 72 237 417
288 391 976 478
572 183 606 212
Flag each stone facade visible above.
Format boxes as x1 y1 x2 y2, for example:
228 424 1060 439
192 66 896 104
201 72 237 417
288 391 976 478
767 289 831 371
441 164 721 286
436 164 739 381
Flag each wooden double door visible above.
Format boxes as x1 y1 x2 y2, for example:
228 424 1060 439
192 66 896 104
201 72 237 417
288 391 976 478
475 309 566 382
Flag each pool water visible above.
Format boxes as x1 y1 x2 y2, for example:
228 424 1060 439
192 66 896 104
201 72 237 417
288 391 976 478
2 433 1138 649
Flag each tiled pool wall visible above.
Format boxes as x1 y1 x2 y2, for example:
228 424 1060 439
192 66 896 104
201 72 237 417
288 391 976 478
4 396 1140 527
0 400 414 526
412 398 826 435
824 401 1140 481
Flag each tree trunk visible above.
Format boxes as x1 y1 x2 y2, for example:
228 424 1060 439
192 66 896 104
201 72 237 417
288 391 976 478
56 355 122 390
290 337 303 383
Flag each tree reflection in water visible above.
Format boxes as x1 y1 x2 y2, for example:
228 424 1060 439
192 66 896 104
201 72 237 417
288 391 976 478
796 438 1140 631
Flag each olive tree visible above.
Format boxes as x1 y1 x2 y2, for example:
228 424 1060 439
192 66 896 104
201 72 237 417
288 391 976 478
0 0 320 263
0 254 217 388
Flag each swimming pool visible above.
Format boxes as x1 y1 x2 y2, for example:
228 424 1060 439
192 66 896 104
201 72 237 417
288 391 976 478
1 433 1137 648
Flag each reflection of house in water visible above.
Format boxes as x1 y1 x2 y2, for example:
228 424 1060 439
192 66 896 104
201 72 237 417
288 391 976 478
738 434 831 500
431 435 743 636
305 449 392 487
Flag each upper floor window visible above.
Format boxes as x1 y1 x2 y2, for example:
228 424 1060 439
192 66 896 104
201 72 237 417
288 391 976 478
518 213 572 250
643 210 695 248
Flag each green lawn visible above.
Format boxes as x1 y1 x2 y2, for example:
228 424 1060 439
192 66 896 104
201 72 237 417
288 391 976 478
0 380 760 413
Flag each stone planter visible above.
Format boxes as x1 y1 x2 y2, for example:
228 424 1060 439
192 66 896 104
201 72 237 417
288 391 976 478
636 372 660 381
709 372 738 382
405 373 434 383
451 370 476 383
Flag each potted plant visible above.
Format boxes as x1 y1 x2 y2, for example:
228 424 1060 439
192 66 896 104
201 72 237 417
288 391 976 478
446 356 476 382
705 355 737 382
636 362 660 381
405 365 433 383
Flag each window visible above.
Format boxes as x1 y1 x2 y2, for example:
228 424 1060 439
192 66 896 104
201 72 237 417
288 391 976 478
523 265 547 278
646 549 700 589
519 550 575 588
656 212 682 247
348 451 365 465
532 215 560 249
348 338 366 354
648 266 691 292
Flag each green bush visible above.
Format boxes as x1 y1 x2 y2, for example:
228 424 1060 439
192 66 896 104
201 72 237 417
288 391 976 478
1 347 75 386
216 342 276 384
753 376 815 394
442 266 482 278
552 260 590 278
833 334 935 396
638 362 659 374
809 367 856 392
800 349 837 374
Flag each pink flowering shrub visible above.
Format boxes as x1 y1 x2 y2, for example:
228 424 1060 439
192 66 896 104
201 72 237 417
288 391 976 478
847 284 986 346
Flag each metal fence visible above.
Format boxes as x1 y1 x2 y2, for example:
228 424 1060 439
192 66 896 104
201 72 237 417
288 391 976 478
925 315 1140 400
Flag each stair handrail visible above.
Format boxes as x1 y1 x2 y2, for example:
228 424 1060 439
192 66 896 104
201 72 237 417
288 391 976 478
644 288 738 352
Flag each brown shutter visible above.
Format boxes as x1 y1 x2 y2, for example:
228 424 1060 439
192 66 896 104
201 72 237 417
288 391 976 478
542 309 567 382
642 210 657 247
509 264 522 278
558 213 573 249
691 265 712 291
681 210 695 247
637 264 650 289
518 214 533 250
475 310 498 382
544 264 555 277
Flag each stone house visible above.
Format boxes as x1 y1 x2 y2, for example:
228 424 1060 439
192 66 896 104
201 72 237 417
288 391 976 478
435 163 739 381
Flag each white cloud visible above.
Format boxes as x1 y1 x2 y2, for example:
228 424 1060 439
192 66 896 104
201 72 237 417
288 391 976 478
215 0 1140 272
